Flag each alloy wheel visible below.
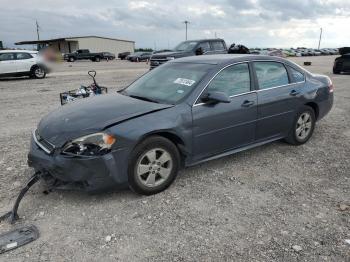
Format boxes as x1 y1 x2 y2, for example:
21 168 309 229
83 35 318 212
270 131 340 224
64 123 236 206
34 67 45 78
296 112 312 140
136 148 173 188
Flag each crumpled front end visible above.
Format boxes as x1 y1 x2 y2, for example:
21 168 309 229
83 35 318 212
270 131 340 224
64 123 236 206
27 131 129 193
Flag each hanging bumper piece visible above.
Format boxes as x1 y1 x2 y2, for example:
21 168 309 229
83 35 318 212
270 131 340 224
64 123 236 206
0 172 42 224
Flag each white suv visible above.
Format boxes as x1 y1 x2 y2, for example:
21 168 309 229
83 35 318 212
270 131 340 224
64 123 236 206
0 50 50 79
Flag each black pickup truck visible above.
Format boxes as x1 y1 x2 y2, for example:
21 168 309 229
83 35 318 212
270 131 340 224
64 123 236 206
333 47 350 74
150 39 227 69
64 49 114 62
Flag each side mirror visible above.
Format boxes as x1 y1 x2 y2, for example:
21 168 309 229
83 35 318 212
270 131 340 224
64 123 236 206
195 47 204 55
202 91 231 104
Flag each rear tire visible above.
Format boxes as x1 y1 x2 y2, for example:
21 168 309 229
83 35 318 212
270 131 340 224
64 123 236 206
333 68 340 74
68 57 75 62
128 136 180 195
285 106 316 145
95 56 101 62
31 66 46 79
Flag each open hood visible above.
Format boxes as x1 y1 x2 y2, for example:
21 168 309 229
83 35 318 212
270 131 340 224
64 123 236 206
37 93 172 147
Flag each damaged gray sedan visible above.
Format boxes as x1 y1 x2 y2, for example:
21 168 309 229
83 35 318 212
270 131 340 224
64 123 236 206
28 55 333 195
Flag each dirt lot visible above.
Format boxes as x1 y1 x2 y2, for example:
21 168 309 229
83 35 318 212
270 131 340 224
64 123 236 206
0 56 349 261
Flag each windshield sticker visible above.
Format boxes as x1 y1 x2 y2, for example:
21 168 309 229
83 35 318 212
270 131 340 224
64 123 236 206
177 90 184 94
174 78 196 87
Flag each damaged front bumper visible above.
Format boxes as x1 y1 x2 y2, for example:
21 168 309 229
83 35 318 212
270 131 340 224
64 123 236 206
27 134 129 193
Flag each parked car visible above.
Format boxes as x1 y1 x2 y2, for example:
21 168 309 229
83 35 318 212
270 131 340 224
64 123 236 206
150 38 227 69
102 52 116 60
313 50 322 56
0 50 50 79
118 52 131 60
333 47 350 74
127 52 152 62
29 55 333 195
63 49 108 62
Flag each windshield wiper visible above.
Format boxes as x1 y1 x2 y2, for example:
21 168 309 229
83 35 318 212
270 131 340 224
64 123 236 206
128 95 159 103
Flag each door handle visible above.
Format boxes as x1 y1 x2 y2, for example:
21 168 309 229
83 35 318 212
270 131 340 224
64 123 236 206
241 100 255 107
290 90 300 96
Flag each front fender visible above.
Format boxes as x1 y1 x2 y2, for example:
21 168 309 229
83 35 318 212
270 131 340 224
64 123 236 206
108 104 193 160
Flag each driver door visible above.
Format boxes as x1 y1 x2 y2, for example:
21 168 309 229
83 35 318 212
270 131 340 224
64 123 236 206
192 63 257 161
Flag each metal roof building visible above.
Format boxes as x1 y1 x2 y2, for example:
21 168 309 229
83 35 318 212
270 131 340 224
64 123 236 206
15 36 135 55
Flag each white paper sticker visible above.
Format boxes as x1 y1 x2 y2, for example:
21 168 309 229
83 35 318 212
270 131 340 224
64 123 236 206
6 242 18 249
174 78 196 87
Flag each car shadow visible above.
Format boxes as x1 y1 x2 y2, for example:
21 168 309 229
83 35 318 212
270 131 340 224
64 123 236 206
0 77 31 82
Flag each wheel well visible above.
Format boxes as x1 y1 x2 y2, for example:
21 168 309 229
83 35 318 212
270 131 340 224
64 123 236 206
30 64 40 72
305 102 319 120
141 132 187 164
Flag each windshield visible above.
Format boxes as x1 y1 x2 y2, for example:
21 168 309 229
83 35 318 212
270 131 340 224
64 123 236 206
123 63 213 104
174 41 198 52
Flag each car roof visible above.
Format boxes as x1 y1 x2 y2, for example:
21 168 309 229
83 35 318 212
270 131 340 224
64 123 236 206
0 50 38 54
170 54 289 65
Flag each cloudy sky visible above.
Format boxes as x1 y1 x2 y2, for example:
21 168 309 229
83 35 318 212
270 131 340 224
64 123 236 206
0 0 349 49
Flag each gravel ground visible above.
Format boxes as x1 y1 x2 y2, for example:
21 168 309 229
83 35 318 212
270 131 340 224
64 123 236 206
0 56 349 261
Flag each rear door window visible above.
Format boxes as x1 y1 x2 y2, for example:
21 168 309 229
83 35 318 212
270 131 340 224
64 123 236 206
254 62 289 89
16 53 33 60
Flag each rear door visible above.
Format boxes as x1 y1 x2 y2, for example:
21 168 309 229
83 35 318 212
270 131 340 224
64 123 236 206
15 52 35 72
0 53 17 74
192 63 257 160
253 61 304 140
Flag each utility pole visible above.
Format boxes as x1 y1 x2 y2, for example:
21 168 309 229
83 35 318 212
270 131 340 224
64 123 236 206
183 21 190 40
36 20 40 50
318 27 322 50
36 20 40 41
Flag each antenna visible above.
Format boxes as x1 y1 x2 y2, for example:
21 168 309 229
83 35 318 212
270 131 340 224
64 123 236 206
183 21 190 40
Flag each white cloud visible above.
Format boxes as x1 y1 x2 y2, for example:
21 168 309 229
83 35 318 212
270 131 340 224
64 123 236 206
0 0 349 49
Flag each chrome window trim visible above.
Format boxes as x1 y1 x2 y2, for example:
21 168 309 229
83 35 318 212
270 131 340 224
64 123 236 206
192 59 306 107
194 90 257 107
193 61 250 106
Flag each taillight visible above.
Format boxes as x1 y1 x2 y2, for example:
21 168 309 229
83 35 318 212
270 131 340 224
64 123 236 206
327 77 334 93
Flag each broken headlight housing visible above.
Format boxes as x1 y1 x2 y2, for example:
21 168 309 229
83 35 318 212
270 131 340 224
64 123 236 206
62 132 116 156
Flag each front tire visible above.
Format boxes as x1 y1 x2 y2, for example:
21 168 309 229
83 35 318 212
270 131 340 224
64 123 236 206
128 136 180 195
285 106 316 145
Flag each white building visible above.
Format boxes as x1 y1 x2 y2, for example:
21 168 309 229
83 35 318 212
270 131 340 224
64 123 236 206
16 36 135 55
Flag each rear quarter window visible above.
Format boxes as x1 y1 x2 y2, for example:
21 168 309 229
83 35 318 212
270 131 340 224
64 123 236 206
288 66 305 83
